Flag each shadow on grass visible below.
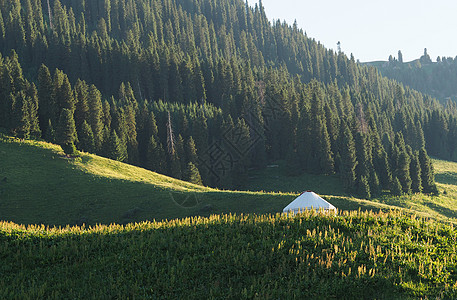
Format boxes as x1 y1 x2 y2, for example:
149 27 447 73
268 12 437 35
423 201 457 219
435 172 457 185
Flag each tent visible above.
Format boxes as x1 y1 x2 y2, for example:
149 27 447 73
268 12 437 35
283 191 336 213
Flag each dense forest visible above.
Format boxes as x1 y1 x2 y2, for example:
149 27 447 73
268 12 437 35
1 0 452 198
369 48 457 103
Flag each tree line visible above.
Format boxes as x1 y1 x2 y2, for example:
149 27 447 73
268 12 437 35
376 48 457 104
0 0 448 197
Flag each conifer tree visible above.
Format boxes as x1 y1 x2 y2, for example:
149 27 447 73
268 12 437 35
393 133 412 194
410 151 422 193
56 108 77 155
78 120 95 153
185 136 198 165
357 175 371 199
147 135 166 173
319 121 334 174
124 105 139 165
45 119 56 143
102 100 111 130
87 84 104 152
57 74 75 113
338 121 357 189
100 126 111 157
74 79 89 130
419 148 438 194
107 130 127 162
391 177 403 196
12 92 30 138
355 132 370 180
37 64 54 135
375 149 393 190
137 104 158 166
168 151 182 179
27 83 41 139
193 110 208 156
184 162 203 185
397 151 412 194
176 134 186 172
369 170 381 196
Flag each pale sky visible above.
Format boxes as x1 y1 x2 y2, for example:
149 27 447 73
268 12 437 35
247 0 457 62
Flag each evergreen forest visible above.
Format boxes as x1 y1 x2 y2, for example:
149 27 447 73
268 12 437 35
371 48 457 103
2 0 454 198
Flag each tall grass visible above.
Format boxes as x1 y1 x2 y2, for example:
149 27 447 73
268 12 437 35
0 210 456 298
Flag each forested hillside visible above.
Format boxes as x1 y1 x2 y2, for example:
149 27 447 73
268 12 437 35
368 49 457 103
0 0 454 198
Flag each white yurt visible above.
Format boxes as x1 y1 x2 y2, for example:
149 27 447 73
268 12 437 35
283 191 336 213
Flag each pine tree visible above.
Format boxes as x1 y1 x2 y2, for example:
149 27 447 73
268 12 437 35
397 151 412 194
45 119 56 143
102 100 111 130
168 152 182 179
146 135 166 173
57 74 75 113
107 130 127 162
419 148 438 194
338 121 357 189
398 50 403 63
193 110 208 156
319 120 334 174
37 64 55 135
369 170 381 196
11 92 30 138
357 175 371 199
74 79 89 130
124 105 139 165
185 136 198 165
410 151 422 193
56 108 77 155
176 134 186 172
375 149 393 190
355 132 370 180
27 83 41 139
78 120 95 153
87 84 104 152
392 132 412 194
184 162 203 185
391 177 403 196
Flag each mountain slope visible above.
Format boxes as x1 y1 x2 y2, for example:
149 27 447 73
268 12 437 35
1 134 457 226
0 0 454 195
0 134 292 225
365 54 457 102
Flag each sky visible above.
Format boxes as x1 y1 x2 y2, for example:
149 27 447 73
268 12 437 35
247 0 457 62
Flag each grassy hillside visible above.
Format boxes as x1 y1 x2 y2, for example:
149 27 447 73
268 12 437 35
1 136 457 298
1 135 457 225
1 210 456 299
246 159 457 224
0 135 394 226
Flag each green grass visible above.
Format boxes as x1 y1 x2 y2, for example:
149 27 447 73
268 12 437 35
1 135 457 226
1 210 456 299
2 136 457 298
245 158 457 224
0 136 295 225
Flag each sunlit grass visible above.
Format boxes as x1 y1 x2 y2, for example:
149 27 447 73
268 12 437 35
1 210 456 298
1 135 457 226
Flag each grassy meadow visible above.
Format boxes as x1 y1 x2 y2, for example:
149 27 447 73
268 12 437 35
0 135 397 226
1 210 456 299
1 136 457 298
245 158 457 224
